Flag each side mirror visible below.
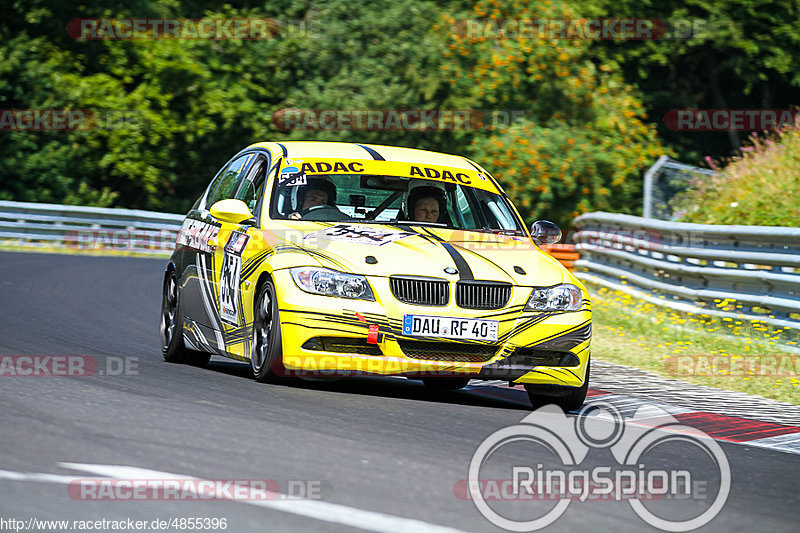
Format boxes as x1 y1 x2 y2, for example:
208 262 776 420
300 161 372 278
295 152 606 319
530 220 561 245
210 199 256 225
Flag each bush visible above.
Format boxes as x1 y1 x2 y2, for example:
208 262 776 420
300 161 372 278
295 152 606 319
674 125 800 226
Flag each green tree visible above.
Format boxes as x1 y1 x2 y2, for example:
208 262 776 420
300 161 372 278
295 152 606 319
594 0 800 163
440 0 665 226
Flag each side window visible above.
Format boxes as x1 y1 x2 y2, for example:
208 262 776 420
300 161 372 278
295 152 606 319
453 187 477 228
235 155 269 214
205 154 254 208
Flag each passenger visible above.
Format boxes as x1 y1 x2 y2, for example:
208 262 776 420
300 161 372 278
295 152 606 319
407 185 448 224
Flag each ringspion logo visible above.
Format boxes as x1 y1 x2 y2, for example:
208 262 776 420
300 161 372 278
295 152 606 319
463 401 730 531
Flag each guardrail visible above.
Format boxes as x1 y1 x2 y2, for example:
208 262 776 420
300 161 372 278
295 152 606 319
572 212 800 331
0 200 586 268
0 200 183 255
3 201 798 334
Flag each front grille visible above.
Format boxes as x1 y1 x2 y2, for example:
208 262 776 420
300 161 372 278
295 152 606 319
456 281 512 310
390 276 449 306
302 337 382 356
398 340 499 362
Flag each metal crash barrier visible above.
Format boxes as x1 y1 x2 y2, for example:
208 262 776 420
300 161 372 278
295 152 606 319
0 200 183 255
572 211 800 331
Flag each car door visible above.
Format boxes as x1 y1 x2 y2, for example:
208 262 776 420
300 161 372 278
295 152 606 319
208 152 272 360
179 152 256 354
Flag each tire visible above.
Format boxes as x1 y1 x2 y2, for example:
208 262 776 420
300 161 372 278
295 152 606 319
251 279 285 382
160 270 211 367
422 377 471 390
524 360 589 412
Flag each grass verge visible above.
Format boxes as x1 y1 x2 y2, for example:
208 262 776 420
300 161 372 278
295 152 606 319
0 242 169 259
590 285 800 405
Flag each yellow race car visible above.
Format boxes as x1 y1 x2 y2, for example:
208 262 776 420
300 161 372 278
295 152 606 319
160 141 591 410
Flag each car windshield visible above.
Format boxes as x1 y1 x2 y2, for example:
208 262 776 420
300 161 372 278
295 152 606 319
270 173 525 233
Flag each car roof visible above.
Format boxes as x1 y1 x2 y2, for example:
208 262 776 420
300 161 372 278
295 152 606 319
245 141 485 172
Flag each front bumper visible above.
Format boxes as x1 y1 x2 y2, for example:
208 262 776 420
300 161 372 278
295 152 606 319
273 269 591 386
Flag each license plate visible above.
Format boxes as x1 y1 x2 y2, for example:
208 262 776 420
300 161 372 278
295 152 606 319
402 315 499 342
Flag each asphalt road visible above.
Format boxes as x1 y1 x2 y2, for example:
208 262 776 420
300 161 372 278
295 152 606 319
0 251 798 532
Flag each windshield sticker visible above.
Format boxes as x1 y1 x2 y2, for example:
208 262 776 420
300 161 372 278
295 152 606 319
304 224 415 246
410 165 471 184
278 158 501 193
278 171 307 186
301 161 365 174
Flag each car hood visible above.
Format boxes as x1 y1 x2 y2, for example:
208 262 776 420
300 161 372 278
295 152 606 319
266 221 566 286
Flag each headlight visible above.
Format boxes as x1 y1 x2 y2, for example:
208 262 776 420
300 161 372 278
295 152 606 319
290 267 375 300
525 284 583 312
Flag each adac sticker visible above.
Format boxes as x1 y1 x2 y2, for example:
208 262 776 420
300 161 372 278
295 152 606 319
410 165 472 184
301 161 365 174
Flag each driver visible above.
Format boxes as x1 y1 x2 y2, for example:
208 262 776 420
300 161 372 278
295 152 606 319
289 178 339 219
407 182 449 224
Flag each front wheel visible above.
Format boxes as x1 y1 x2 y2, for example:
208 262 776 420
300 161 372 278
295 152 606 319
251 279 285 382
160 270 210 367
524 361 589 412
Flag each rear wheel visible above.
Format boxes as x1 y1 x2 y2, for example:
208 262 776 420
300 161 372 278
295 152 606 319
251 279 284 382
422 377 471 390
160 270 210 367
524 361 589 412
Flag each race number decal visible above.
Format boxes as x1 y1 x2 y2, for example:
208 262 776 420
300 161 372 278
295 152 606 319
219 231 249 326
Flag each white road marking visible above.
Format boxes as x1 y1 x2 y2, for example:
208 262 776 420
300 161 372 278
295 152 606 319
0 470 75 484
0 462 470 533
